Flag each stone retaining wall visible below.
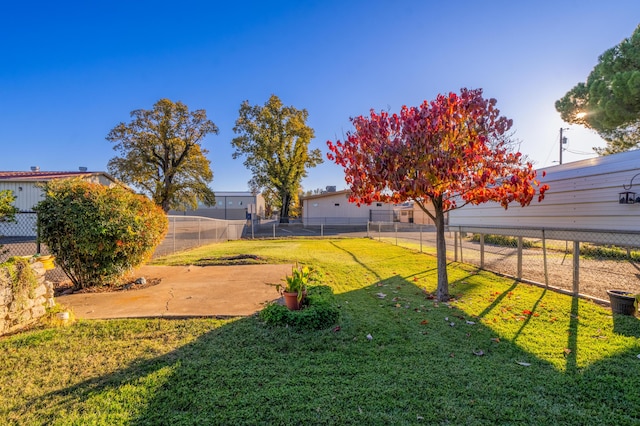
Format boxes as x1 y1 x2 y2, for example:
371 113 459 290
1 261 55 336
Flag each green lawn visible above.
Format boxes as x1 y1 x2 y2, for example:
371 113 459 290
2 238 639 425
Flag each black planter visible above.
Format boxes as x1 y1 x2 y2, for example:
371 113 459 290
607 290 637 316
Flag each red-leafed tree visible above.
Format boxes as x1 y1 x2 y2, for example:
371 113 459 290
327 88 548 301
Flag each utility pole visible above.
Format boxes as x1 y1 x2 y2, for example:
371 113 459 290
559 127 569 164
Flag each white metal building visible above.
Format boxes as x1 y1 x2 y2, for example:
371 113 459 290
0 169 125 237
449 149 640 232
171 191 266 220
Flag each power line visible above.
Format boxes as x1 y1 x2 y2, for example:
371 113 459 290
564 148 595 155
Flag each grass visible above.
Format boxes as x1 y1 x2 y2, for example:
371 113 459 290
1 238 639 425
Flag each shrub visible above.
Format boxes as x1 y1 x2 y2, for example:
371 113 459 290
1 257 38 301
35 178 168 289
580 244 640 261
470 233 535 248
259 285 340 330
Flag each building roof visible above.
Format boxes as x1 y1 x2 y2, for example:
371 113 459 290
213 191 260 197
300 189 351 200
0 171 116 182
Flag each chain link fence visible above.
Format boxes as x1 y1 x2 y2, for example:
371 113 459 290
368 222 640 303
0 212 66 282
4 211 638 303
0 214 247 281
152 216 247 258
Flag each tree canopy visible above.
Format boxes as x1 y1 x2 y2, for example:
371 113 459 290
106 99 218 212
328 88 548 301
556 24 640 154
231 95 322 222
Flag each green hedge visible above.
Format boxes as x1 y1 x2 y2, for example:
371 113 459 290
35 178 168 289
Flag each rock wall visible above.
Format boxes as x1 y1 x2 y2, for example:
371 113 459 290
0 261 55 336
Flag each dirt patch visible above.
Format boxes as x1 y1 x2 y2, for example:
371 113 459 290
54 277 162 296
194 254 267 266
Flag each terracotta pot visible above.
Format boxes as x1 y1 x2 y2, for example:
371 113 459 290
283 291 303 310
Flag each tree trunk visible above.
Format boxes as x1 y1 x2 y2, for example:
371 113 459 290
280 192 290 223
433 200 449 301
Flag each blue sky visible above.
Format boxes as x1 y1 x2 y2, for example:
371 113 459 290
1 1 639 192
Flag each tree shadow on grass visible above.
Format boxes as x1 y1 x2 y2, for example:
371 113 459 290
612 312 640 337
10 275 640 424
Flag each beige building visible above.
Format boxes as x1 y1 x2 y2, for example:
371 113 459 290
301 188 438 226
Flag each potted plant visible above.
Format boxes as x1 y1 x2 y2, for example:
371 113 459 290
276 263 314 310
607 290 639 316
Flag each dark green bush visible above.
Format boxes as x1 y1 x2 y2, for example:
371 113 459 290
470 233 535 248
580 244 640 261
35 178 168 289
259 285 339 330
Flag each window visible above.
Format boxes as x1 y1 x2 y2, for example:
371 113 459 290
217 201 223 206
239 201 243 206
228 201 233 205
312 203 319 207
376 203 383 207
334 203 340 206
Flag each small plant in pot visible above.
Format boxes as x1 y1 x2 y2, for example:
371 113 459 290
275 263 315 310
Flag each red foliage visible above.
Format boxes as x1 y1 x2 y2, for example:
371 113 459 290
327 88 549 212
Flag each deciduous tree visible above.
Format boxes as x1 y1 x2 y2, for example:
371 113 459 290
107 99 218 212
232 95 322 222
328 88 548 301
556 24 640 154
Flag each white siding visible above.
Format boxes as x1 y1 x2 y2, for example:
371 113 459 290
302 191 400 225
449 149 640 232
0 182 44 212
173 193 266 220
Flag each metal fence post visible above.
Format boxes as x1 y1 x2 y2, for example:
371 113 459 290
367 221 370 238
454 232 458 262
542 229 549 287
378 223 381 241
480 234 484 269
172 216 176 255
458 227 463 264
419 226 423 253
36 215 41 255
273 223 276 238
517 236 523 280
321 223 324 237
395 223 398 246
198 218 201 246
573 241 580 296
